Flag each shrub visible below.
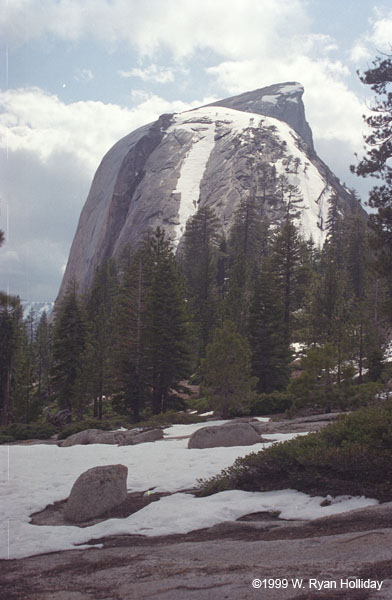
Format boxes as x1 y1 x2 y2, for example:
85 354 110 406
186 397 211 414
0 434 15 444
249 392 292 415
288 380 383 416
137 410 207 429
199 400 392 501
0 423 57 441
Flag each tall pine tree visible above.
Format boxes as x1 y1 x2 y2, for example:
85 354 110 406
182 206 221 358
248 258 291 393
147 228 191 414
51 281 86 417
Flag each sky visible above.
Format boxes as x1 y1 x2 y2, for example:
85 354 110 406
0 0 392 302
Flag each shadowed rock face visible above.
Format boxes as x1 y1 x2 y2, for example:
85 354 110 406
55 82 361 305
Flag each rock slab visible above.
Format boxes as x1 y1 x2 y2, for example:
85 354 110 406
64 464 128 523
188 422 261 449
61 428 163 447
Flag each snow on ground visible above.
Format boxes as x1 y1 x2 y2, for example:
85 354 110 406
0 420 377 560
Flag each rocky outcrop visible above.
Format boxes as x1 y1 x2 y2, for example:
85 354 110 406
188 422 263 448
118 429 164 446
250 412 344 434
55 82 364 306
60 428 163 447
64 464 128 523
9 502 392 599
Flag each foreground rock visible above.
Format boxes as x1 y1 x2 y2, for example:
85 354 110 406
3 502 392 600
60 428 163 447
188 422 263 449
64 464 128 523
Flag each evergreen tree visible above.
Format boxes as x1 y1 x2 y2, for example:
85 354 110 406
51 282 86 416
12 318 35 423
304 251 352 383
147 228 191 414
224 197 268 333
34 311 53 405
352 52 392 271
83 259 119 419
201 320 257 418
325 193 344 268
182 206 221 358
270 220 304 343
248 258 291 393
0 293 24 425
114 248 151 421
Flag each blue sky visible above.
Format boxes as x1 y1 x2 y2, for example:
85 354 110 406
1 0 391 302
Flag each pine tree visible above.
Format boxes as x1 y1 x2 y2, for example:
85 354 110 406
224 197 268 332
114 248 151 421
51 282 86 416
351 52 392 270
201 320 257 418
270 220 304 343
248 259 291 393
182 206 221 358
12 318 35 423
34 311 53 405
83 259 118 419
325 193 344 268
304 251 352 383
0 294 24 425
147 228 191 414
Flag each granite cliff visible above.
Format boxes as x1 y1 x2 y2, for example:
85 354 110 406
56 82 361 302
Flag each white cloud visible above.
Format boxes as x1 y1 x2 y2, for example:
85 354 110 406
350 7 392 65
73 68 94 83
1 0 308 59
369 8 392 49
119 64 175 84
207 55 365 145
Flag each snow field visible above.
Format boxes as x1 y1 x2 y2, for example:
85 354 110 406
0 421 377 559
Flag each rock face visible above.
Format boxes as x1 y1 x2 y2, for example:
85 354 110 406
56 81 363 303
64 464 128 522
188 422 262 449
118 429 164 446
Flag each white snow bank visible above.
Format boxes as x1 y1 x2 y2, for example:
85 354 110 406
0 420 378 560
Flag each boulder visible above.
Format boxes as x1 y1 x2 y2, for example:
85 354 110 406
64 464 128 523
119 429 164 446
61 428 163 447
60 429 114 447
188 422 262 449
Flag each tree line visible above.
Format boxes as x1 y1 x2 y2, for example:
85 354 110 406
1 185 390 425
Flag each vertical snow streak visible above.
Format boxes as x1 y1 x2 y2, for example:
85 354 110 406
172 123 216 245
